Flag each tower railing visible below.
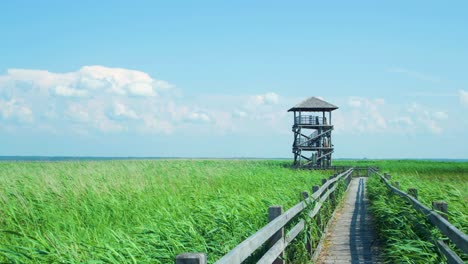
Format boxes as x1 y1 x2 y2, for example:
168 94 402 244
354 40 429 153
294 116 328 125
294 129 333 148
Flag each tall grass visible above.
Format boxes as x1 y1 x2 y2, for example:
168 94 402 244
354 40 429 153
352 160 468 263
0 160 328 263
367 175 444 263
337 160 467 232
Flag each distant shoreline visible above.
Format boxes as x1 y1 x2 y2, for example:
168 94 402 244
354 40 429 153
0 156 467 162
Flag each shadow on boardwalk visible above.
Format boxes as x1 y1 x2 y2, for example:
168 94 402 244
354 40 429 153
317 177 382 264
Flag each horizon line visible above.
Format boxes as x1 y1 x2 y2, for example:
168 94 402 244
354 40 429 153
0 156 467 162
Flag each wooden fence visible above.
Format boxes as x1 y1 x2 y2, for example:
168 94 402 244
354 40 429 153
307 165 377 175
175 168 354 264
370 168 468 264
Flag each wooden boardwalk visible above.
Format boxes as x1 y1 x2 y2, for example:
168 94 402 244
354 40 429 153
317 177 382 264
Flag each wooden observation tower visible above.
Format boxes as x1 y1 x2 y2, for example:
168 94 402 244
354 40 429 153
288 97 338 168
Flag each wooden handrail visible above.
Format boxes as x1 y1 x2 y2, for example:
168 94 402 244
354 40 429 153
258 181 347 264
213 168 353 264
309 179 342 218
370 169 468 257
257 220 305 264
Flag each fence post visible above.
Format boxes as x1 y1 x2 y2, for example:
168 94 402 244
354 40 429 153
328 176 336 204
312 185 321 231
175 253 207 264
384 173 391 181
268 206 285 264
432 201 448 220
408 188 418 200
322 179 327 186
312 185 319 194
300 192 313 257
393 181 400 189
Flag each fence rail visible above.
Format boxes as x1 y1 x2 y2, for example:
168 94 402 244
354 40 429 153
371 169 468 263
294 116 328 125
176 168 354 264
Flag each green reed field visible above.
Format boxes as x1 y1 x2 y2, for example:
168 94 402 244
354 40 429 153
339 160 467 263
1 159 466 263
338 160 467 232
0 160 330 263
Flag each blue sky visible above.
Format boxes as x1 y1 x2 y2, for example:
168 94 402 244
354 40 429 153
1 1 467 158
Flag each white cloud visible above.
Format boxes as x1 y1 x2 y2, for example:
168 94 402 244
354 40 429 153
0 65 460 145
264 92 280 104
2 64 457 140
238 92 282 124
252 92 280 106
389 116 414 129
162 103 211 124
127 83 156 97
459 89 468 106
335 97 451 135
0 65 181 133
141 116 173 134
187 112 210 122
55 86 88 97
427 122 442 134
112 102 139 120
348 98 362 108
211 111 236 132
6 69 75 90
79 65 156 96
66 103 91 122
0 99 33 123
95 118 125 133
375 98 385 105
407 103 447 134
433 111 448 120
65 101 126 133
153 80 174 90
335 97 388 134
2 65 171 97
233 110 247 118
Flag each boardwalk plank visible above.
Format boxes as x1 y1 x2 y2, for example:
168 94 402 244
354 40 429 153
317 177 383 264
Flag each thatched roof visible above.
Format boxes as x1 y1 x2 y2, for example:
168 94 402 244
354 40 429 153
288 97 338 112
